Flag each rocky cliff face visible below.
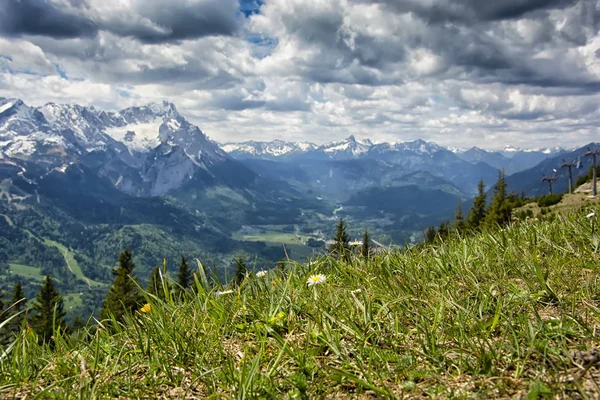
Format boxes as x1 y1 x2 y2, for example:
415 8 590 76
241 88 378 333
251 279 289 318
0 98 233 196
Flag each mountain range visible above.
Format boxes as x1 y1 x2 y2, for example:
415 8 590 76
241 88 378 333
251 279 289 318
222 136 564 196
0 97 578 314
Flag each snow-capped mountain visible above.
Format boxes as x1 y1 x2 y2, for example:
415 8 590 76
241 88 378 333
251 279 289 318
319 135 373 159
221 140 318 159
455 146 565 174
0 98 233 196
223 136 447 161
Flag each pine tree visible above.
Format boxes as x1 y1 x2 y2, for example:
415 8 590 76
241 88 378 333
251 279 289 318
424 226 436 244
177 255 191 292
101 249 143 322
467 179 487 229
361 230 370 258
437 220 450 240
454 199 465 231
233 256 247 287
147 266 166 301
0 287 5 322
7 281 27 332
484 170 510 228
30 275 66 345
331 218 350 260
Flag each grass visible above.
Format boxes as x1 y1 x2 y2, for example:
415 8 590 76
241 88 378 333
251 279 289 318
2 206 600 398
8 264 44 281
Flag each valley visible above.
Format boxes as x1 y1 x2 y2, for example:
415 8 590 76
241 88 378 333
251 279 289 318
0 97 592 320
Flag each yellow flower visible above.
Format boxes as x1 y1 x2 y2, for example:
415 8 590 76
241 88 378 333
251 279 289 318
140 303 151 313
268 311 286 324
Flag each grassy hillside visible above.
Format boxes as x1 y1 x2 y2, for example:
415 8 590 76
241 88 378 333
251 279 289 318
2 206 600 398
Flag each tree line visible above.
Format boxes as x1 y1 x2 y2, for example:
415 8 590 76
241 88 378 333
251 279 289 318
424 170 528 243
0 250 193 345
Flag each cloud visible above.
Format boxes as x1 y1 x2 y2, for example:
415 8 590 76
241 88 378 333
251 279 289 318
0 0 600 150
362 0 578 24
0 0 242 43
0 0 97 38
90 0 242 43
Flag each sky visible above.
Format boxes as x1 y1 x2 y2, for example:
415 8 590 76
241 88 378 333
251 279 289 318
0 0 599 149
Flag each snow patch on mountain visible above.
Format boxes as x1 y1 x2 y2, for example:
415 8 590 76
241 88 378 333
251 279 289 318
105 120 163 152
0 100 16 115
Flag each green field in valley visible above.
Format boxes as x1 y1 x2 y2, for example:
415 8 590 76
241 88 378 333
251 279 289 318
8 264 43 281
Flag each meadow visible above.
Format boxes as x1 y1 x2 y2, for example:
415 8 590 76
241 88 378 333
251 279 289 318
1 206 600 398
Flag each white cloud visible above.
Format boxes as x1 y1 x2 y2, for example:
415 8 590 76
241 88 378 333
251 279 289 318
0 0 599 150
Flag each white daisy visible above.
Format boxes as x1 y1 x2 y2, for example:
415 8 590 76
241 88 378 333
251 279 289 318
256 270 268 278
307 274 326 286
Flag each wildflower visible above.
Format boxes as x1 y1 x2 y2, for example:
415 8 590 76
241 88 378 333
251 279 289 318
140 303 151 313
587 212 596 218
216 290 234 296
256 270 268 278
268 311 286 324
307 274 326 286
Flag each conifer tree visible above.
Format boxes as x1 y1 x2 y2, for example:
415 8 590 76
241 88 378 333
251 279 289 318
7 281 27 333
484 170 510 228
424 226 436 244
147 266 166 301
454 199 465 231
437 220 450 240
30 275 66 344
0 287 5 322
467 179 487 229
361 230 370 258
331 218 350 259
0 287 5 344
233 256 247 287
101 249 143 322
177 255 191 291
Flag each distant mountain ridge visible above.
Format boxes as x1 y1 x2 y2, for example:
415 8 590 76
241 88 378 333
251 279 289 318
222 136 565 196
222 136 563 176
454 146 565 175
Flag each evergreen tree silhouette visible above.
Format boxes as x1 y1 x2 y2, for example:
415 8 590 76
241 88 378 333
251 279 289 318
454 199 465 231
484 170 510 228
177 255 191 292
0 286 5 322
30 275 66 345
467 180 487 229
331 218 350 260
361 230 370 258
101 249 143 322
6 281 27 335
424 226 436 244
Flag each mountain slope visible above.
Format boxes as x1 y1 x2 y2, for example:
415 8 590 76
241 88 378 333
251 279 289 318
0 98 237 197
505 144 594 196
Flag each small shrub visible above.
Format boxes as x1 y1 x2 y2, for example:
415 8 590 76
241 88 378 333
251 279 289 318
537 194 563 207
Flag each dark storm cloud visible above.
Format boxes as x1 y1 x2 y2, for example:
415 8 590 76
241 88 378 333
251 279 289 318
0 0 242 43
360 0 578 24
0 0 96 38
102 0 242 43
